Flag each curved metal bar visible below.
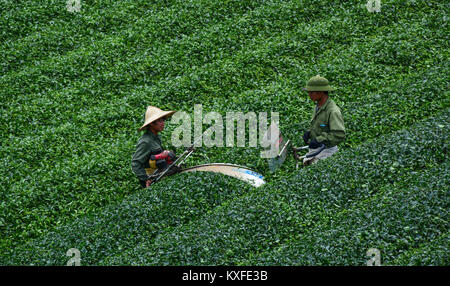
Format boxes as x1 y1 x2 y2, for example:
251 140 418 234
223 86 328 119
179 163 266 188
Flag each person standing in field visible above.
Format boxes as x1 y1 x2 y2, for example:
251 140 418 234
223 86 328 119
131 106 177 188
302 75 346 166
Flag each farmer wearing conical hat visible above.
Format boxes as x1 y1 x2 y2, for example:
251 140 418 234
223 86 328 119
131 106 177 188
302 75 345 166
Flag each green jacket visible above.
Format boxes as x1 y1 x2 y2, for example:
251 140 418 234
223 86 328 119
309 98 345 147
131 131 164 182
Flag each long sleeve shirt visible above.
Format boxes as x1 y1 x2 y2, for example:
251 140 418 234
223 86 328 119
309 98 345 147
131 131 164 182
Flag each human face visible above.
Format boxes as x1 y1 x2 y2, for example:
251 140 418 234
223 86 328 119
149 117 166 134
308 91 325 102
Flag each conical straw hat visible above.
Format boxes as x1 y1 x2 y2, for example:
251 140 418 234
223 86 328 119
138 106 175 131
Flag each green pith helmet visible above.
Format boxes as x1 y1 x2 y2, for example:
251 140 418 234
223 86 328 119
304 75 335 91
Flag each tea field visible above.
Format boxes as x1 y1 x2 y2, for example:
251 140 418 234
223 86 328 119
0 0 448 265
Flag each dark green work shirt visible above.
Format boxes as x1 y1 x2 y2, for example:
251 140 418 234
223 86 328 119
131 131 164 182
309 98 345 147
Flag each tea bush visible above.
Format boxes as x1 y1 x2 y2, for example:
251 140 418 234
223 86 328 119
1 0 448 265
390 232 449 266
2 172 253 265
98 111 448 265
246 161 449 265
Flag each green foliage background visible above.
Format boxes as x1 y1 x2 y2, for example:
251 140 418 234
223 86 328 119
0 0 448 265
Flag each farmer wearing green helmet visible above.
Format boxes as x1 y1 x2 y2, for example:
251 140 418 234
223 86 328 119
302 75 345 165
